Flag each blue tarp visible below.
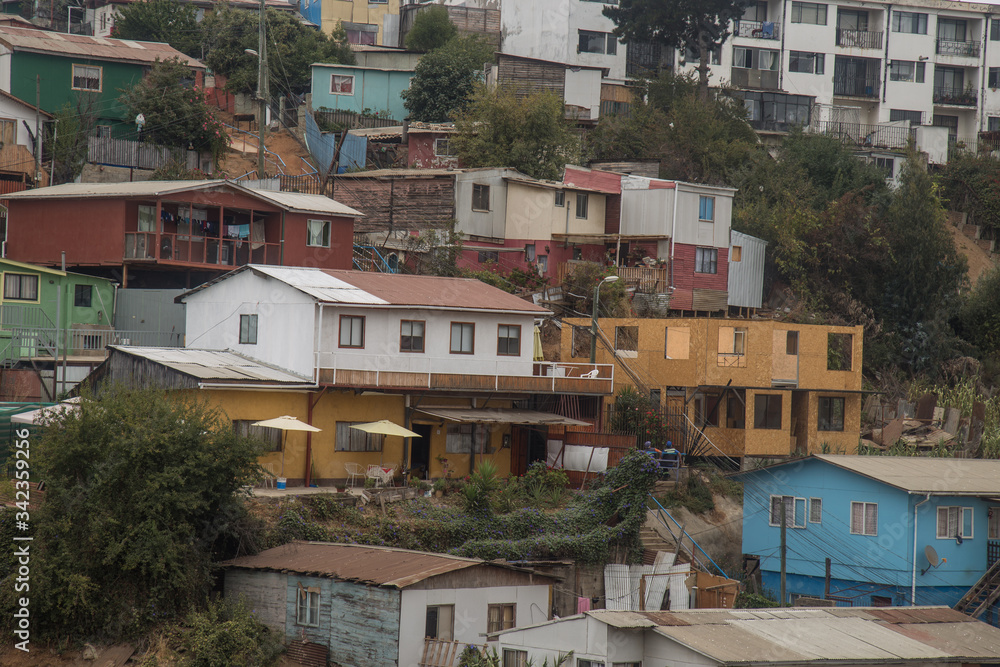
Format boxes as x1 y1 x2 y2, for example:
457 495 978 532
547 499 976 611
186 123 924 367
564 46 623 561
304 111 367 177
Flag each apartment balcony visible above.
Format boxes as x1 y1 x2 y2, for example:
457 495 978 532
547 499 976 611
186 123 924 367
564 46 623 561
836 29 882 49
730 67 780 91
734 20 780 40
937 39 980 58
808 121 915 150
832 74 880 99
316 356 615 396
124 232 282 268
933 85 977 106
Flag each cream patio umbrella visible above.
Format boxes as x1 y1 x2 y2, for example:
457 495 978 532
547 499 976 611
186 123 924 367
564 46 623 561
252 415 321 477
533 325 544 362
350 419 422 472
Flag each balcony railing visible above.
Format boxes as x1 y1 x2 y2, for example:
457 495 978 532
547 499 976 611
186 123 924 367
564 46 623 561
734 20 780 40
836 28 882 49
833 74 880 98
730 67 780 90
936 39 980 57
808 121 916 150
933 85 977 106
1 327 183 363
0 304 55 331
124 232 281 267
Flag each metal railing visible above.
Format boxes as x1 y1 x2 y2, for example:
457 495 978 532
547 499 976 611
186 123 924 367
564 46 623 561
0 304 56 331
833 74 880 98
933 85 977 106
648 495 729 577
808 120 916 149
836 28 882 49
353 245 399 273
937 39 980 57
313 109 401 131
734 20 780 39
88 133 203 171
1 327 183 363
124 232 281 267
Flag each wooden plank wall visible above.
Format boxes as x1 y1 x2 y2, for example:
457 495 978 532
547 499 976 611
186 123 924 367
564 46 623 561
333 177 457 234
497 55 565 100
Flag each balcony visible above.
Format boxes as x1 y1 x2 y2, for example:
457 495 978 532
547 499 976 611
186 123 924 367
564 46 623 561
730 67 780 90
937 39 980 57
836 29 882 49
833 74 880 99
734 20 780 40
808 121 916 150
0 327 183 364
124 232 282 268
316 357 615 396
933 85 977 106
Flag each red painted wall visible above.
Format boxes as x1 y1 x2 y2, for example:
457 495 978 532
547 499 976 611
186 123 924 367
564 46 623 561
670 242 729 310
6 198 128 267
459 238 605 283
407 133 460 169
281 211 354 269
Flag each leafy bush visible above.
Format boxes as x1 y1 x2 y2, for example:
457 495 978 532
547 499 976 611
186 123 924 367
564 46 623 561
182 596 283 667
734 591 779 609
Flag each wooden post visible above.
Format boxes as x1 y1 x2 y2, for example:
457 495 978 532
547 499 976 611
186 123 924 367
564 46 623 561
825 557 831 598
780 503 787 606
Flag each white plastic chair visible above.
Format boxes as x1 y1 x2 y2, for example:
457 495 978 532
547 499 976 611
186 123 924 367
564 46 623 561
580 369 600 379
260 462 277 489
378 464 397 488
367 464 385 488
344 462 365 488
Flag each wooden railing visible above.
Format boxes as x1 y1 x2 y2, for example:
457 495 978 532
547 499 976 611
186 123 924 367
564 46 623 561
124 232 281 267
559 262 669 293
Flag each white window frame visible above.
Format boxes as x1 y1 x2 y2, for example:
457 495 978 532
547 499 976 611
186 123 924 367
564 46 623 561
330 74 355 95
307 219 331 247
809 497 822 524
296 586 320 626
989 507 1000 540
937 506 974 540
433 137 455 157
699 195 715 221
576 192 589 219
850 501 878 536
71 63 102 92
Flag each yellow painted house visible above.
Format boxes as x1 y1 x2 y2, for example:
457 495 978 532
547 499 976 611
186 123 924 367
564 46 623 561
560 317 865 459
318 0 402 46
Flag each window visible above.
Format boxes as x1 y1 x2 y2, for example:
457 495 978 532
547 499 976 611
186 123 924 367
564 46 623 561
733 328 746 355
818 396 845 431
791 2 827 25
487 603 515 634
695 248 718 274
933 114 959 140
731 246 742 262
874 157 894 178
525 244 536 262
827 333 853 370
664 326 691 359
937 506 974 539
991 68 1000 89
307 219 331 247
472 184 490 211
503 650 528 667
937 18 967 42
890 109 923 125
786 331 798 355
837 9 868 31
754 394 782 429
576 193 589 219
789 51 825 75
684 45 721 65
330 74 354 94
497 324 521 356
400 320 425 353
890 61 924 83
296 587 320 626
738 91 812 128
478 251 499 263
698 195 715 221
239 314 258 344
615 325 638 355
769 495 804 528
989 507 1000 539
446 423 489 454
612 663 642 667
743 1 767 21
425 605 454 640
138 204 156 233
727 393 745 428
578 29 617 55
339 315 365 348
3 274 37 302
992 18 1000 41
991 117 1000 133
850 501 878 535
554 190 565 207
450 322 474 354
71 64 101 91
892 10 927 34
74 284 93 308
578 661 603 667
434 137 456 156
335 421 383 451
537 255 548 274
809 498 822 523
233 419 282 451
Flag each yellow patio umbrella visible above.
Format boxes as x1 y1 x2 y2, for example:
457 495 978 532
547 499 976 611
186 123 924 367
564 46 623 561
253 415 322 477
533 325 544 362
351 419 421 467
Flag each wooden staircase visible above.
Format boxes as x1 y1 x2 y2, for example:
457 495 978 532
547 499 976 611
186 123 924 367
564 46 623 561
954 559 1000 618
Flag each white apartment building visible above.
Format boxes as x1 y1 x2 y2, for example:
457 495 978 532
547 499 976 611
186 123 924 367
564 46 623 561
676 0 1000 146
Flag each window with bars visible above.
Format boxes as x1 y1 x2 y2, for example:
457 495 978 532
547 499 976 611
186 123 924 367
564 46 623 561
335 421 383 452
850 501 878 535
809 498 822 523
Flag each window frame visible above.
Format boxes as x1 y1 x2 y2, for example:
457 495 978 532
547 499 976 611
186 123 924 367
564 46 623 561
339 314 365 349
503 649 528 667
769 494 807 528
472 183 490 212
937 506 974 539
698 195 715 222
497 324 521 356
578 29 617 55
3 273 38 302
576 192 589 219
786 330 799 355
818 396 845 431
487 603 516 634
425 604 455 640
695 247 718 274
809 497 823 524
307 219 331 248
335 420 383 452
554 190 565 207
434 137 456 157
450 321 475 354
791 1 827 25
233 419 282 451
400 319 425 353
74 284 93 308
989 507 1000 539
892 10 927 34
296 586 320 626
754 393 782 429
445 423 490 454
239 313 258 345
330 74 355 95
71 63 102 92
850 501 878 536
789 51 825 75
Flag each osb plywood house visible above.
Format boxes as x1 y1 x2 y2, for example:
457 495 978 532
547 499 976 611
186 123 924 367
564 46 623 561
560 317 864 459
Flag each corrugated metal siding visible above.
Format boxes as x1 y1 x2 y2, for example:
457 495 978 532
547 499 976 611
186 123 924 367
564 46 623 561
114 289 186 342
727 230 767 309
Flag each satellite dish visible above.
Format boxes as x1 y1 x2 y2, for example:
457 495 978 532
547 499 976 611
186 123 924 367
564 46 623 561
921 545 945 576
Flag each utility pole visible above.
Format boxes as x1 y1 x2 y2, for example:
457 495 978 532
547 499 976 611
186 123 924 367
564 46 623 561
256 0 267 178
34 75 40 185
780 502 787 607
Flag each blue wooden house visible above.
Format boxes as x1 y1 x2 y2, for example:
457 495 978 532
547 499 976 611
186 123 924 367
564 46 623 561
310 62 414 122
736 455 1000 620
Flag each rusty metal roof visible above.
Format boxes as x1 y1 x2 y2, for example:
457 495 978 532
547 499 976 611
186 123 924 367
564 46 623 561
108 346 312 384
415 408 590 427
0 26 203 67
224 541 517 588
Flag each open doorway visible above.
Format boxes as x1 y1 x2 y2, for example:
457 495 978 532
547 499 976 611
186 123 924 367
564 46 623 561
410 423 432 479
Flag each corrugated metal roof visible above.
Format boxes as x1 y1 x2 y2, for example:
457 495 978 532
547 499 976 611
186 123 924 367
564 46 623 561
224 541 501 588
415 408 589 426
243 188 362 217
814 455 1000 495
0 26 203 67
334 168 462 178
109 346 311 384
563 165 622 194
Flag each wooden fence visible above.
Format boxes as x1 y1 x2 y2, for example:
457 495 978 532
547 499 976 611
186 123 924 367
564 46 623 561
87 134 204 171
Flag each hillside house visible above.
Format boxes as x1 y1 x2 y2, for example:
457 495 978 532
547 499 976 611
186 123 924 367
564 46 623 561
560 317 864 460
0 90 51 192
223 542 554 666
487 54 606 122
493 607 1000 666
2 180 362 289
736 455 1000 616
398 3 500 49
333 168 457 238
311 61 414 121
91 0 297 39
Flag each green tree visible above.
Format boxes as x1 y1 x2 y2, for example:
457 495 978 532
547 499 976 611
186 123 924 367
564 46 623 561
28 386 263 639
201 7 353 95
120 58 229 161
959 265 1000 356
402 36 493 122
110 0 201 58
48 98 97 185
603 0 752 99
451 84 580 181
405 6 458 52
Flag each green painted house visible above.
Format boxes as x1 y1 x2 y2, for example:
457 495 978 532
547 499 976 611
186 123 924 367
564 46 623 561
0 259 116 365
0 25 204 134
